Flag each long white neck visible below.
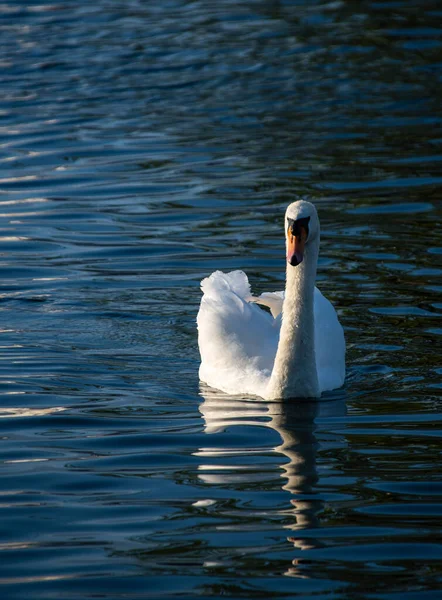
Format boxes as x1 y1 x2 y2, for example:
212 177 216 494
266 238 320 400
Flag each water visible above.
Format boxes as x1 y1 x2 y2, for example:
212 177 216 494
1 1 441 598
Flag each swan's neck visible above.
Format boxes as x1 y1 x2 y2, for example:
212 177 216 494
267 243 319 399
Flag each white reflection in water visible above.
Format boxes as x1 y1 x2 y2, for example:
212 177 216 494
0 197 48 206
197 386 346 571
0 407 66 418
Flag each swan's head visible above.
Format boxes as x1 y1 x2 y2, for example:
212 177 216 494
285 200 319 267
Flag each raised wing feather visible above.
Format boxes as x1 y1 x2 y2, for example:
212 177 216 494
197 271 279 395
248 291 285 318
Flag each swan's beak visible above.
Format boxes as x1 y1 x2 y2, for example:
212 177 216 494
287 228 307 267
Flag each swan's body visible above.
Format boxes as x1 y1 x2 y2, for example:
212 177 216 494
197 201 345 400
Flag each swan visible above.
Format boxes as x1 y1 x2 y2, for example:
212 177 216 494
197 200 345 399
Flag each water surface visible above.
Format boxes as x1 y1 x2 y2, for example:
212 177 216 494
1 1 441 598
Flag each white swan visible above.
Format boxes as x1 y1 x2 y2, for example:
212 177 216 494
197 200 345 399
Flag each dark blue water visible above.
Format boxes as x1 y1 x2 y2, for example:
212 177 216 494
1 1 441 598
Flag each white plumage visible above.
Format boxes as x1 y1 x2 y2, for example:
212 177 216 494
197 201 345 400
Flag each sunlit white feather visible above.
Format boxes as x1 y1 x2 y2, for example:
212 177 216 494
197 270 345 398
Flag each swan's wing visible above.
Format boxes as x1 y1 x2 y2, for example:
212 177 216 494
247 290 285 318
197 271 279 395
314 287 346 392
201 269 252 300
250 287 345 393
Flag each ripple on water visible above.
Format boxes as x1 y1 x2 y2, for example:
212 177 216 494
0 1 441 599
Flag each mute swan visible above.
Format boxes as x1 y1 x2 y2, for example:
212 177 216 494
197 200 345 399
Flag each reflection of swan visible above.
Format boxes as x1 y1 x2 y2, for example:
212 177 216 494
197 201 345 400
197 386 347 556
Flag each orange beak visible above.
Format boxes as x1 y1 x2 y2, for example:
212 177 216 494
287 227 307 266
